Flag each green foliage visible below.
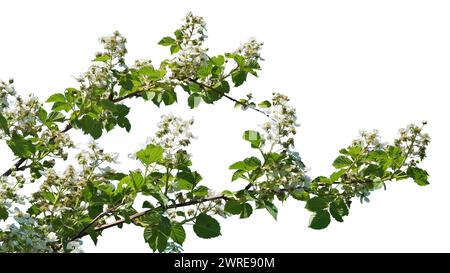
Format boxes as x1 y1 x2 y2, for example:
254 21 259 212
309 210 331 230
193 213 221 239
243 130 262 148
7 133 36 158
407 166 429 186
136 144 164 165
0 12 430 253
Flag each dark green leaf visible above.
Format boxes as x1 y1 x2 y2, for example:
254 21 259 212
305 197 328 212
170 222 186 245
144 216 172 252
407 166 430 186
0 205 8 221
0 113 9 135
240 203 253 219
329 198 349 222
231 70 247 87
193 213 221 239
162 89 177 105
264 201 278 220
309 210 331 230
77 115 102 139
224 200 242 215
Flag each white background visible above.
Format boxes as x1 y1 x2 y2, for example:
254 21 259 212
1 0 449 252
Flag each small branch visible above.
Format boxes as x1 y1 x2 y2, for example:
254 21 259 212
1 158 26 177
0 89 139 178
70 195 228 241
112 90 144 103
70 209 113 241
188 78 274 121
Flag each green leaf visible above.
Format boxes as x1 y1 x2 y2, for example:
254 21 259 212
329 169 346 183
197 64 212 79
229 157 261 172
143 216 172 252
193 213 221 239
188 83 201 93
258 100 271 108
139 66 166 81
0 205 8 221
407 166 430 186
46 93 66 103
305 197 328 212
170 44 181 54
363 164 384 178
170 222 186 245
211 55 225 66
291 189 309 201
129 171 144 191
77 115 103 139
174 29 183 40
37 107 47 123
329 198 349 222
332 156 353 169
192 185 209 197
224 200 242 215
188 94 202 109
0 113 9 135
136 144 164 165
214 81 230 94
162 89 177 105
221 190 237 199
231 70 247 87
176 171 202 190
7 133 36 158
51 102 72 112
240 203 253 219
264 201 278 220
47 111 65 123
243 130 262 148
158 36 176 46
117 116 131 132
94 54 112 62
309 210 331 230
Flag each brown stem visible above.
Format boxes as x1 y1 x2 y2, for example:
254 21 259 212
70 195 228 241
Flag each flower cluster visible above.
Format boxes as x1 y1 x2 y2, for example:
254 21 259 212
260 93 298 152
99 31 127 60
0 78 16 112
395 121 430 163
351 129 384 150
3 94 40 135
77 31 128 93
169 12 209 80
179 12 207 47
149 114 195 164
235 38 264 61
